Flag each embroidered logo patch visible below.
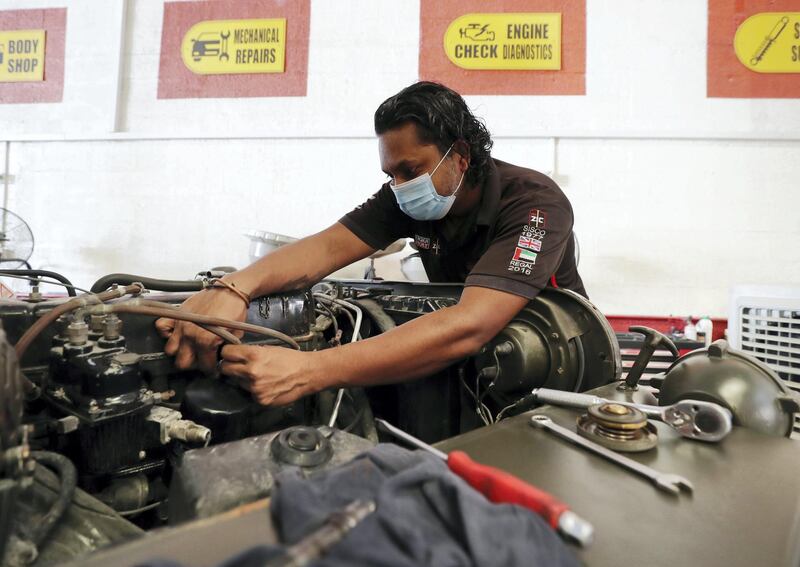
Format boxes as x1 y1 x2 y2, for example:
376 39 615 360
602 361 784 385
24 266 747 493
522 226 547 239
529 209 547 228
508 259 534 275
414 235 431 250
518 235 542 252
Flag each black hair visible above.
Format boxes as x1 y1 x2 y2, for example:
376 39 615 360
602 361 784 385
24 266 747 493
374 81 493 186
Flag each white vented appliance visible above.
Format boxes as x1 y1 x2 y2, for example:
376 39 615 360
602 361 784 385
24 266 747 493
728 285 800 393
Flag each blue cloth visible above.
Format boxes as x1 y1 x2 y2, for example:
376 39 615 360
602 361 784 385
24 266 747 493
269 443 580 567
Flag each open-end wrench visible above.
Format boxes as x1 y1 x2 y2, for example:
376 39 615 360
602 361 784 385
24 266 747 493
529 415 694 496
530 388 732 443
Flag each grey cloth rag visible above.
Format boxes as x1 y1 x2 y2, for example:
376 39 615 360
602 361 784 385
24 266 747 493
269 443 581 567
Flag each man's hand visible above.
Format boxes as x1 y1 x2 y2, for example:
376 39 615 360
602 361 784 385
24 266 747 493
155 289 248 371
219 344 317 406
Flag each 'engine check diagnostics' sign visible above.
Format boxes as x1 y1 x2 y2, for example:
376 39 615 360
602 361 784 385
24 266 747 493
180 18 286 75
419 0 585 96
0 29 45 82
443 13 562 71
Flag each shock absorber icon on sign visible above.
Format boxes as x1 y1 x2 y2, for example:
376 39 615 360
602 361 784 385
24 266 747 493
750 16 789 66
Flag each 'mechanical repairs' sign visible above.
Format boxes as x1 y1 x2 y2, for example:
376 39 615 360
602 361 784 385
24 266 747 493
180 18 286 75
443 13 561 71
0 29 45 82
157 0 309 99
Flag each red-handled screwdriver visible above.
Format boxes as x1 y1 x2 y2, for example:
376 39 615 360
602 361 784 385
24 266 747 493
375 418 594 547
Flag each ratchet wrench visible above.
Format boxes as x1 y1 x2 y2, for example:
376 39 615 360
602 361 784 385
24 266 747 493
530 388 733 442
530 415 694 496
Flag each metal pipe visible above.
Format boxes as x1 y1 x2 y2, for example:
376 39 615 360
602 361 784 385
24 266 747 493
15 284 144 360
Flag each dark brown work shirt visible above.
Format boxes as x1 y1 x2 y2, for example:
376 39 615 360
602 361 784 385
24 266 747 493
340 158 587 300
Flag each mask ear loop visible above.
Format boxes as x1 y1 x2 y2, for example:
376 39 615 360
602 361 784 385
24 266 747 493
450 170 466 197
430 144 454 176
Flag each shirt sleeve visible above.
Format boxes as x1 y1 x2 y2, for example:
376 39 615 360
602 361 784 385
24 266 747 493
339 183 412 251
465 182 574 300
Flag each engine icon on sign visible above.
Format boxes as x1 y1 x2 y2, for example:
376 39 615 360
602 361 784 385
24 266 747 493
459 23 495 42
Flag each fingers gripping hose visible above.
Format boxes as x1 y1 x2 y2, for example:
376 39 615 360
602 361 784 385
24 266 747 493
93 300 300 350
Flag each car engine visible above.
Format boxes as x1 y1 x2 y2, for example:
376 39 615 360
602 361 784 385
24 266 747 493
0 271 622 565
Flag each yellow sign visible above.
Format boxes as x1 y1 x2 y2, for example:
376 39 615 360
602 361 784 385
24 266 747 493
181 18 286 75
734 12 800 73
443 13 561 71
0 30 46 83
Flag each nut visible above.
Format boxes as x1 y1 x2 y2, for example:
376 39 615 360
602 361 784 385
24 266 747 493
66 321 89 346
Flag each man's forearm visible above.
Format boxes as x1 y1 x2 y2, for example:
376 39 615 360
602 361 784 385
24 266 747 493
226 224 374 299
310 305 490 389
228 238 330 298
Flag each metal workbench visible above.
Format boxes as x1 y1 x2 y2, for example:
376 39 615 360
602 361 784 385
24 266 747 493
439 383 800 567
76 383 800 567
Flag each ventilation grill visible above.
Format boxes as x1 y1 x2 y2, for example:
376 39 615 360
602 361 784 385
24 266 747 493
729 286 800 438
739 307 800 391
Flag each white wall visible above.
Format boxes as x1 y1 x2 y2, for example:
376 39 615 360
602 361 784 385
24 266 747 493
1 0 799 316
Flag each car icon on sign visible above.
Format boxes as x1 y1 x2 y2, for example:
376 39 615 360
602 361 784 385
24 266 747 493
191 33 221 61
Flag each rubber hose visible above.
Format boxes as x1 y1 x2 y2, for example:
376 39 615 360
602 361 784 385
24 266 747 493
0 270 77 296
350 386 379 444
28 451 77 547
353 299 396 333
0 258 32 269
90 274 204 294
350 299 394 443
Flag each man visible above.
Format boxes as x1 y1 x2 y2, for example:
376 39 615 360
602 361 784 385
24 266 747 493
156 82 586 406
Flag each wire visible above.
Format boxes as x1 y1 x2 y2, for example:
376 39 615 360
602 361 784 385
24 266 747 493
316 294 362 427
315 303 339 336
118 500 162 517
0 272 91 295
495 402 517 421
314 295 362 343
459 365 493 426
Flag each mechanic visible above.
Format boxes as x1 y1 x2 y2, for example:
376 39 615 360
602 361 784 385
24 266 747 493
156 81 586 406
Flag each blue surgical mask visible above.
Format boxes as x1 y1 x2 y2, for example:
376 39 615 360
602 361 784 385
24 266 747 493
390 145 466 221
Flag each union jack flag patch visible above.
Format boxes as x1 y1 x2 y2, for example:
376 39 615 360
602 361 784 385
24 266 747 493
518 235 542 252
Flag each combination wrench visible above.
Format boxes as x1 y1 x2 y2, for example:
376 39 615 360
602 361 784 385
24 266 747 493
530 415 694 496
530 388 733 443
